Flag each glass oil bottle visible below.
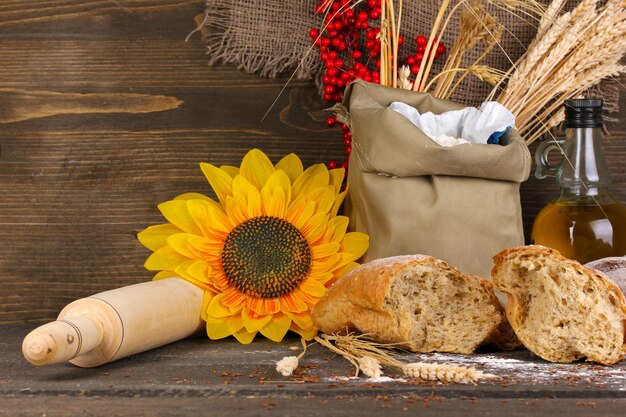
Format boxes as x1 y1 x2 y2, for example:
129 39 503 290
531 99 626 263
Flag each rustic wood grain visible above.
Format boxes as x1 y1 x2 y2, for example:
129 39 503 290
0 88 183 123
0 0 624 326
1 325 625 416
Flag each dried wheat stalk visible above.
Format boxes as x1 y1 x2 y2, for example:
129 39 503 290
318 333 497 384
403 362 496 384
494 0 626 144
431 0 502 98
275 337 309 376
398 0 542 99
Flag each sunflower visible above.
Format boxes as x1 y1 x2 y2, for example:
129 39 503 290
138 149 369 344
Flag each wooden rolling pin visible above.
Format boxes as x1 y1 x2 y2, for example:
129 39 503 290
22 278 204 367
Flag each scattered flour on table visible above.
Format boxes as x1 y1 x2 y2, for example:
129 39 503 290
419 352 626 388
323 352 626 388
329 376 407 383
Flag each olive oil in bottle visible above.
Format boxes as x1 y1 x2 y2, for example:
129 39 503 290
531 99 626 264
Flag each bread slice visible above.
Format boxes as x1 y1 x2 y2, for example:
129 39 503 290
311 254 518 354
492 246 626 365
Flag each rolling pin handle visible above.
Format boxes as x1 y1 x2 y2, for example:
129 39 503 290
22 315 104 366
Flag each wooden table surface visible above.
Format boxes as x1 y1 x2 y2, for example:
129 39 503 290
2 325 625 416
0 1 625 415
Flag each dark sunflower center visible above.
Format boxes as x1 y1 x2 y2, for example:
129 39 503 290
221 216 312 298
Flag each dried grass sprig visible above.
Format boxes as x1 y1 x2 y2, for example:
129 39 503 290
319 333 497 384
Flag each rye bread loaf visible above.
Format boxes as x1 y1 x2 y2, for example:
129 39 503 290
492 246 626 365
311 254 518 354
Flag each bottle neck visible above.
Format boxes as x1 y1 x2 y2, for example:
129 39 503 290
556 126 613 198
557 187 616 205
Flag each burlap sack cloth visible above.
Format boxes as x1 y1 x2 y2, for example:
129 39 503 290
203 0 537 107
338 80 531 277
203 0 620 114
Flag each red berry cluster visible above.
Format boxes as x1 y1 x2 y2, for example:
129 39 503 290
310 0 391 104
309 0 445 170
407 35 446 75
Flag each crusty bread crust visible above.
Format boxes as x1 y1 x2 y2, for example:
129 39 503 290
492 246 626 365
312 254 518 354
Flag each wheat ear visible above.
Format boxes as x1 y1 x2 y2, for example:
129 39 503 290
403 362 496 384
321 333 498 384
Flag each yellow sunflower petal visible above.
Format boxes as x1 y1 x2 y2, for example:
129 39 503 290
310 256 341 274
167 233 211 259
280 292 308 313
262 187 286 218
153 270 179 281
308 271 334 285
291 287 319 305
221 287 248 310
248 297 280 315
263 170 292 206
328 261 360 286
174 192 214 202
174 259 211 286
224 193 250 226
247 186 263 218
241 307 273 333
137 224 182 251
340 232 369 259
206 315 244 340
259 313 291 342
239 149 275 189
291 325 317 341
220 165 239 178
276 153 303 183
158 200 204 235
200 162 233 206
298 278 328 297
144 246 190 271
201 289 215 321
232 175 256 199
331 189 348 217
328 216 349 242
286 197 316 230
284 311 315 334
311 242 341 260
292 163 329 198
308 186 336 215
301 212 329 244
207 292 235 318
233 328 257 344
186 199 232 239
329 168 345 192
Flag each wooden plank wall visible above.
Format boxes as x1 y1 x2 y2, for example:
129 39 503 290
0 0 624 324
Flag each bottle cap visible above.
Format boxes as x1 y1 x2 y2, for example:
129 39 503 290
564 99 603 128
